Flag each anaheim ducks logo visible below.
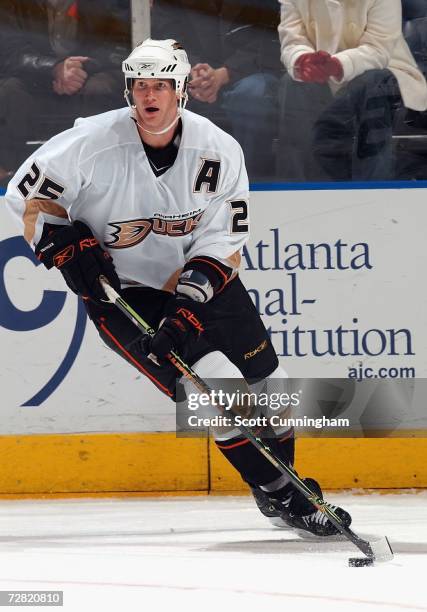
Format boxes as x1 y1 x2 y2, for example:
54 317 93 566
105 212 203 249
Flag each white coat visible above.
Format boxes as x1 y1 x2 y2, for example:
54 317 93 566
278 0 427 110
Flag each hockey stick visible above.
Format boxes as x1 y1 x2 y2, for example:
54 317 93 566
99 277 393 565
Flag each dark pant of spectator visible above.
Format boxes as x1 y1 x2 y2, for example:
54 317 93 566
277 69 401 182
0 71 123 173
222 73 279 182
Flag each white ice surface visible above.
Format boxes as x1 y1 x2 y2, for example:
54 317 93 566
0 491 426 612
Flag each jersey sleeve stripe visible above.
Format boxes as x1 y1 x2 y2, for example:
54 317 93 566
23 199 69 244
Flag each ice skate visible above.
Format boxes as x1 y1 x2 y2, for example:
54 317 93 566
251 478 352 537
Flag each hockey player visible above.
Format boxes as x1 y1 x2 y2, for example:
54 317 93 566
5 38 351 536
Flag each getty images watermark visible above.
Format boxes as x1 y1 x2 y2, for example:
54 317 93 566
176 378 426 438
183 388 350 430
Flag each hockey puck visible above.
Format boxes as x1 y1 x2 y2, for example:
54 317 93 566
348 557 374 567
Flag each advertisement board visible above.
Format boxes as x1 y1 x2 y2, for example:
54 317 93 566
1 187 425 435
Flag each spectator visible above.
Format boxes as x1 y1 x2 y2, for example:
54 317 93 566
0 0 130 183
151 0 282 181
403 1 427 74
393 1 427 178
277 0 427 182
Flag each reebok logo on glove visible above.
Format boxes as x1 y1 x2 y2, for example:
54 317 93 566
79 237 99 250
35 220 121 303
53 245 75 268
147 301 205 361
176 307 204 333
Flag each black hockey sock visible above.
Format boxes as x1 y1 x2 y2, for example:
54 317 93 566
215 428 295 488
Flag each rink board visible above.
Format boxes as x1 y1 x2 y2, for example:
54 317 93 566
0 433 208 494
1 433 426 494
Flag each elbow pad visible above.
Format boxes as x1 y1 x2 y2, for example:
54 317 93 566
176 256 233 303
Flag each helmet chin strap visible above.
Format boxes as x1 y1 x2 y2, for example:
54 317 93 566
131 101 182 136
129 92 186 137
134 112 180 136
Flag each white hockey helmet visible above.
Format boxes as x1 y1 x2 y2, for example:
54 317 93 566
122 38 191 110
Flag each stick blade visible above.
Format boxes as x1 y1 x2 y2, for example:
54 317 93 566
370 536 394 563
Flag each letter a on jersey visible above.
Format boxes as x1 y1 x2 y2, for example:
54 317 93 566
194 159 221 193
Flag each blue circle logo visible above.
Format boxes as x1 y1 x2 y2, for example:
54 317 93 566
0 236 87 406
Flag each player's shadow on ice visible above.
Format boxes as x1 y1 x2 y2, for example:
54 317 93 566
202 539 427 556
201 538 351 555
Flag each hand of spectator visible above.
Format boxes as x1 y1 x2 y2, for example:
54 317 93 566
189 63 230 103
325 56 344 81
52 56 89 95
294 51 331 83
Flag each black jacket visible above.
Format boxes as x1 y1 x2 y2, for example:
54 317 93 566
0 0 130 84
151 0 282 84
221 0 282 82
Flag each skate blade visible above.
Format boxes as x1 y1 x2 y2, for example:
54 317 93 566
268 516 293 529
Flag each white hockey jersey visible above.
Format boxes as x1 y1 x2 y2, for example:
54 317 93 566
5 107 250 291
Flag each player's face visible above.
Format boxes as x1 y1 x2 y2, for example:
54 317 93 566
132 79 179 130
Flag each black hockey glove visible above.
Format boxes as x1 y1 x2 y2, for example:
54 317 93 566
148 298 204 362
35 220 120 303
148 256 233 362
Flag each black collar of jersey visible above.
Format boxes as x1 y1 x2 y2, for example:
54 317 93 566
140 121 183 178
